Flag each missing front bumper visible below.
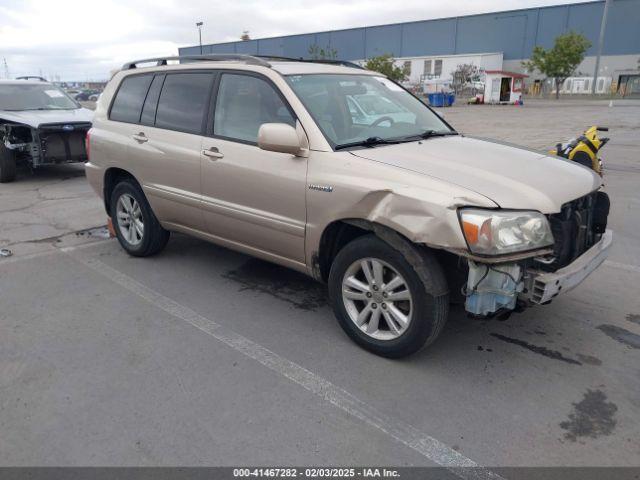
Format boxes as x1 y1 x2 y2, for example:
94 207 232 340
464 229 613 316
35 123 91 166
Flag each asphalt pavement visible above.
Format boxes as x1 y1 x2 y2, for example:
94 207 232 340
1 98 639 470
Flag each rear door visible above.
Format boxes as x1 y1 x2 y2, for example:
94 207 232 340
200 71 308 263
105 73 154 186
120 71 215 231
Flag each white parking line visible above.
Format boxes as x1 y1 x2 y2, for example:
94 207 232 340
65 251 503 480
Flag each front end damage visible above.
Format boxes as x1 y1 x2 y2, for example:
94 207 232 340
1 121 91 169
460 191 612 317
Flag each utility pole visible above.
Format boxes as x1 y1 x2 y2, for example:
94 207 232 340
2 58 9 79
196 22 204 54
592 0 612 94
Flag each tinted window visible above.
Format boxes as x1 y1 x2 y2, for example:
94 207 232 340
155 73 212 134
214 74 295 143
140 75 164 126
110 75 153 123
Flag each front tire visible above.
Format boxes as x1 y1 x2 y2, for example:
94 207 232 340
0 145 17 183
328 235 449 358
110 180 169 257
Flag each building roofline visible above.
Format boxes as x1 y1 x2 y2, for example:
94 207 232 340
182 0 604 50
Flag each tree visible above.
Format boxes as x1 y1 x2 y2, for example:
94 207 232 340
240 31 251 41
364 54 408 82
522 31 591 99
308 44 337 60
452 63 480 94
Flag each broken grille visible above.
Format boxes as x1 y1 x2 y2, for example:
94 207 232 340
544 191 610 271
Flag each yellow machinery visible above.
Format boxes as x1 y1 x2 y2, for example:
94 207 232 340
551 126 609 176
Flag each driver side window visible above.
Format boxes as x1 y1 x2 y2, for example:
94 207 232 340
213 73 295 144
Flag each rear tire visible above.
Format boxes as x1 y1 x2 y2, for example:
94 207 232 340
328 234 449 358
0 145 17 183
110 179 170 257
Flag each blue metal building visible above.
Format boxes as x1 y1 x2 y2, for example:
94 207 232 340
179 0 640 64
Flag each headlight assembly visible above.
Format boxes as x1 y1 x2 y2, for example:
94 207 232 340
459 209 554 256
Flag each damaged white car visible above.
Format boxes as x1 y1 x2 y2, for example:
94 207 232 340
0 78 93 183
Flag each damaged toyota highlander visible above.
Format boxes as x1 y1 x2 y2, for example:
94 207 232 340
85 55 612 358
0 78 93 183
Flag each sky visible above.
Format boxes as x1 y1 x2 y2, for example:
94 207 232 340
0 0 591 82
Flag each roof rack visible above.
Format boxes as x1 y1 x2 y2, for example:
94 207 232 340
255 56 365 70
16 76 48 82
121 54 271 70
121 54 366 72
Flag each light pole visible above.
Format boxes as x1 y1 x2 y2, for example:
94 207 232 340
591 0 611 94
196 22 203 55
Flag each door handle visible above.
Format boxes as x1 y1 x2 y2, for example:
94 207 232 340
132 132 148 143
202 147 224 160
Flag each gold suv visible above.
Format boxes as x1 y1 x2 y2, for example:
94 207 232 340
86 55 612 358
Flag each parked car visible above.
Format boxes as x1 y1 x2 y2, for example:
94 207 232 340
74 90 100 101
85 55 612 358
0 79 93 182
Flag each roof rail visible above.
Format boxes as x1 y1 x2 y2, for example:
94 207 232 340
121 55 366 72
313 60 365 70
121 54 271 70
256 56 365 70
16 76 48 82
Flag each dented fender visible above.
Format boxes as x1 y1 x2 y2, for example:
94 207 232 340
304 150 497 276
348 187 495 246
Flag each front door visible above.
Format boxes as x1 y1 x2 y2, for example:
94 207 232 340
200 72 307 264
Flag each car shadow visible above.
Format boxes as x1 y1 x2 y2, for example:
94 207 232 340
160 234 595 370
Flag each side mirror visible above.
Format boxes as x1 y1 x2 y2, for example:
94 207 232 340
258 123 306 157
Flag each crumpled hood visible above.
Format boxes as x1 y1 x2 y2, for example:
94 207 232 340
0 108 93 128
349 135 602 213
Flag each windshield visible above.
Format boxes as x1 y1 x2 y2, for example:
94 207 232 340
285 74 454 149
0 84 79 111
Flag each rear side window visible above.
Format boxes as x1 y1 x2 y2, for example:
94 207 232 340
155 73 213 134
110 75 153 124
140 75 164 126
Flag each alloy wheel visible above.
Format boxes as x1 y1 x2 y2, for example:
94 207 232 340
116 193 144 246
341 257 413 341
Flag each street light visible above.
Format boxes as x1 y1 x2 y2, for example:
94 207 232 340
196 22 204 55
592 0 611 94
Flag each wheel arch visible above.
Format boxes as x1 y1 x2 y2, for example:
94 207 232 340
315 218 449 297
103 167 143 215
